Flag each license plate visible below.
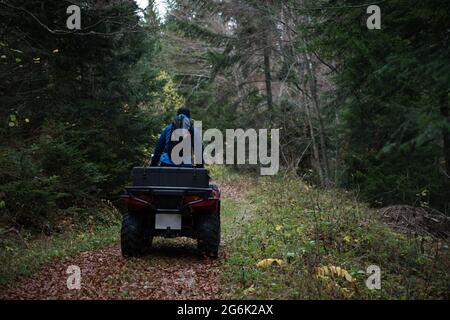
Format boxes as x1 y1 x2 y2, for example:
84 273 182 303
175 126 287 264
155 214 182 230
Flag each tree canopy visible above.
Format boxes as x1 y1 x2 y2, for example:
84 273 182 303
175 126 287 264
1 0 449 234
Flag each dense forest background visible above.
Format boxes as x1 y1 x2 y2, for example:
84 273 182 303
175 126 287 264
1 0 449 235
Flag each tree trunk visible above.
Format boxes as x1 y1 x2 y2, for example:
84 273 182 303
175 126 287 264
303 50 331 186
303 95 324 183
259 0 274 113
262 22 273 112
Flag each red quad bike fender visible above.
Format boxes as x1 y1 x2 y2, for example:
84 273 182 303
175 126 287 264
189 188 220 214
121 187 220 214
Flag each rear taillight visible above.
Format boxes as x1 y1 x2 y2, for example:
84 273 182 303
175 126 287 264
183 195 203 203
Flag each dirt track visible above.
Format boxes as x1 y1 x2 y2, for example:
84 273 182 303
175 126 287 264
1 239 222 300
0 181 252 300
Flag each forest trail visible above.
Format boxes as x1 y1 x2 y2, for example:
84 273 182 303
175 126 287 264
0 242 221 299
0 180 253 300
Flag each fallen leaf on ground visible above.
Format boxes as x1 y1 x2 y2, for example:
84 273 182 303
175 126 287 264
256 258 285 268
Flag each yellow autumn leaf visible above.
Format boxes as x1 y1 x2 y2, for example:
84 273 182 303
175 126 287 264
335 266 342 276
316 266 330 277
316 267 323 277
275 225 283 231
316 265 354 282
317 274 329 281
243 285 256 295
256 258 285 268
343 270 354 282
322 266 329 275
343 235 352 243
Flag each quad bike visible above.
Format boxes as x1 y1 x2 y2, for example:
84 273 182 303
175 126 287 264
120 167 221 258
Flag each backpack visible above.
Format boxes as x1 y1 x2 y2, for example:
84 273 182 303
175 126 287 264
164 114 194 162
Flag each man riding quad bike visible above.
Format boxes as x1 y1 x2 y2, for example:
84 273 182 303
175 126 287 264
120 107 221 258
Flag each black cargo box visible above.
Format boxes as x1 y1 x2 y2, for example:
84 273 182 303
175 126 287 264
131 167 210 188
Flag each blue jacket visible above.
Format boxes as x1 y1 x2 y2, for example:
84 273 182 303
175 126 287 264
151 122 203 167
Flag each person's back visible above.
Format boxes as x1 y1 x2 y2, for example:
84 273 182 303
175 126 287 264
150 107 203 167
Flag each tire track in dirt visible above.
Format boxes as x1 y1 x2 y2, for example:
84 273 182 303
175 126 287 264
0 181 252 300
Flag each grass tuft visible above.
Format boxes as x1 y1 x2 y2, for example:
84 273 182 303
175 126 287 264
0 223 119 285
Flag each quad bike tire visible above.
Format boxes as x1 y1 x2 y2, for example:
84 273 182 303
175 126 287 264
121 212 151 257
196 204 221 258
